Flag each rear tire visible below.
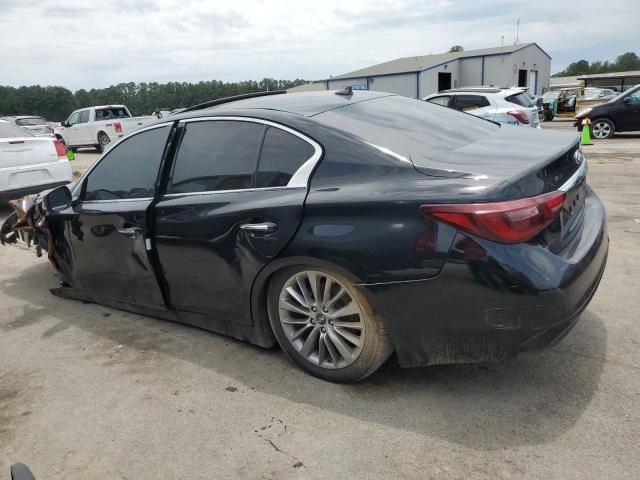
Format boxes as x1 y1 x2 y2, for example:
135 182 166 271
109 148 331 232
96 132 110 153
267 266 393 383
591 118 615 139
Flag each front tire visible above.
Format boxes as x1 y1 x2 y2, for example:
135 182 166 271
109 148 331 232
591 118 615 139
96 132 110 153
267 266 393 383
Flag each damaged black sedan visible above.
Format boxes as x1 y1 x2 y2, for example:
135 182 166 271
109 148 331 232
1 90 608 382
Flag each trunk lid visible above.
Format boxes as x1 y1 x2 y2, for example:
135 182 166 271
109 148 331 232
411 126 581 201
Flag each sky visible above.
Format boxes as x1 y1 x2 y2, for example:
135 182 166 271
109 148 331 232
0 0 638 90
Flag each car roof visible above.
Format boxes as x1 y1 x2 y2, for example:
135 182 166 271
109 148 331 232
172 90 394 120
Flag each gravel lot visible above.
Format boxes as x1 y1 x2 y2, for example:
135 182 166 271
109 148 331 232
1 123 639 479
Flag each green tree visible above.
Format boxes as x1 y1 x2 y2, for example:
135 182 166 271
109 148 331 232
449 45 464 52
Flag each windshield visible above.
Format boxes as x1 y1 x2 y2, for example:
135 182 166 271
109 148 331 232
15 117 46 126
0 122 34 138
506 91 535 107
608 85 640 104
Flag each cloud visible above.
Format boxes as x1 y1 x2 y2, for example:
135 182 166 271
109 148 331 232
0 0 637 89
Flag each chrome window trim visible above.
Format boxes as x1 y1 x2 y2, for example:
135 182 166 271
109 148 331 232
175 116 323 191
559 154 588 193
163 186 305 199
71 122 174 199
82 197 154 204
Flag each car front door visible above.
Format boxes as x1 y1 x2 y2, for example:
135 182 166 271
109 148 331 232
617 88 640 131
154 118 321 326
64 111 81 146
52 124 173 307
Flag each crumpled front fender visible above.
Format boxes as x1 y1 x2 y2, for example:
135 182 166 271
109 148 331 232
1 194 57 268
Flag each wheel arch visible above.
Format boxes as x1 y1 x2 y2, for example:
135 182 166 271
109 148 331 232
250 256 381 347
96 130 109 143
591 116 617 129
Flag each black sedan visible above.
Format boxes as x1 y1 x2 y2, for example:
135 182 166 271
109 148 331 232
575 84 640 139
1 90 608 383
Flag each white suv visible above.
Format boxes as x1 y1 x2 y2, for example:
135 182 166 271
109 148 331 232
423 87 540 128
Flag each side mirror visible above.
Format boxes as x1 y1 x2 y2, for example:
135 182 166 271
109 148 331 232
623 96 632 104
44 185 72 212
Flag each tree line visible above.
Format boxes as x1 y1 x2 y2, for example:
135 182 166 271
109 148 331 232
552 52 640 77
0 78 314 121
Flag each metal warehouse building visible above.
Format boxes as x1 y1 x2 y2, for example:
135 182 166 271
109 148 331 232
326 43 551 98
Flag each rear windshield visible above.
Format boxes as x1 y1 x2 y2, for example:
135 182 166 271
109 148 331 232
506 91 535 107
313 95 498 164
0 122 34 138
15 117 46 126
95 107 130 120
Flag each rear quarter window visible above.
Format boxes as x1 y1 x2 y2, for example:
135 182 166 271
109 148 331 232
256 127 316 188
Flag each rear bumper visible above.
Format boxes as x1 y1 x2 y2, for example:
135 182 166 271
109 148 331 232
0 160 72 201
360 188 608 368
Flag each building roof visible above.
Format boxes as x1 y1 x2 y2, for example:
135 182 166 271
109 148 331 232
577 70 640 80
550 76 582 85
286 83 327 93
329 43 550 80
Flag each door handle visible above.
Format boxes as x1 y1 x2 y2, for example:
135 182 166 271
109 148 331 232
239 222 277 234
117 226 143 239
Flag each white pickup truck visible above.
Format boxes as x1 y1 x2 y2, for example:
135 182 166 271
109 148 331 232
54 105 157 153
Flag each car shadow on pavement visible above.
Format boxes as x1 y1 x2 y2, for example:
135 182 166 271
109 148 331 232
0 262 607 451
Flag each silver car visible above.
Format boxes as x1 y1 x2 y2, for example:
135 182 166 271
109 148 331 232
1 115 55 136
423 87 540 128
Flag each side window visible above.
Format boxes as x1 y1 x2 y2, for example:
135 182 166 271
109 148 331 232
256 127 316 188
169 121 264 193
427 96 451 107
67 112 79 126
454 95 491 111
78 110 90 123
84 126 170 201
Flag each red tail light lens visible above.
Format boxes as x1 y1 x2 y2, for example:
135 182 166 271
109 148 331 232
507 110 529 124
114 122 122 133
420 191 566 244
53 139 67 158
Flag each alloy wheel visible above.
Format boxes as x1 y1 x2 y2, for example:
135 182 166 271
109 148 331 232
277 270 365 369
592 121 611 139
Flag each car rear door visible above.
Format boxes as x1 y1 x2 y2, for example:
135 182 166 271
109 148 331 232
153 117 321 326
75 109 93 145
451 94 495 120
52 124 173 307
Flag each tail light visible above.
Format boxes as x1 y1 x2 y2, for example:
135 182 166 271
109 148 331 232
507 110 530 124
420 191 566 244
53 139 67 159
114 122 122 133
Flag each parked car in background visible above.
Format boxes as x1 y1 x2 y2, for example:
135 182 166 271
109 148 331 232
54 105 156 153
583 88 617 101
575 84 640 139
423 87 540 127
1 91 607 383
0 120 72 201
1 115 55 136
